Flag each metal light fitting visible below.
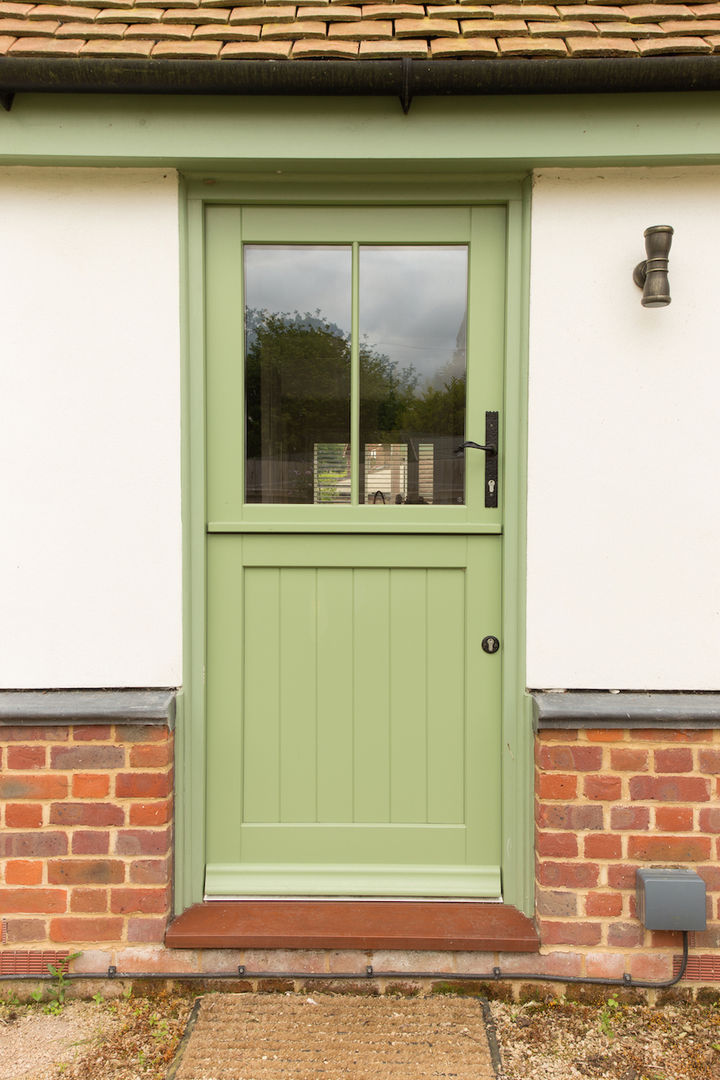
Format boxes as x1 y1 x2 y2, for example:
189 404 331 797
633 225 673 308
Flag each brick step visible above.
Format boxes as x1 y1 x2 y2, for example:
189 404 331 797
165 900 539 952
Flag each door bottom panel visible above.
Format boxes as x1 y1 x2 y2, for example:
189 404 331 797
205 862 501 899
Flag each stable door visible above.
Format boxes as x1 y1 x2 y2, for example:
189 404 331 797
204 205 506 898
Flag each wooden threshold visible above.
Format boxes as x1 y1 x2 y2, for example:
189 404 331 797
165 900 539 952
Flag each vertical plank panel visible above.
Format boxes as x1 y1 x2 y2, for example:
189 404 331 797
316 569 355 823
279 568 318 822
243 567 281 823
427 567 466 824
389 569 428 823
353 568 390 823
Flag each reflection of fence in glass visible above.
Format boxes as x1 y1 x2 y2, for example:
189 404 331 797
364 443 407 505
313 443 351 504
418 444 434 504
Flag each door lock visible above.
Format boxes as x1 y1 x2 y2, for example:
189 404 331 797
482 636 500 654
455 411 499 509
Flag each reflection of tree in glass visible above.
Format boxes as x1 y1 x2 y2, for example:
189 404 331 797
245 308 465 503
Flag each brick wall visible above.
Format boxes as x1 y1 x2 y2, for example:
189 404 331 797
0 722 173 955
1 716 718 988
535 726 720 982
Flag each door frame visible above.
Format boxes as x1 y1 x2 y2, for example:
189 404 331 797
175 172 533 917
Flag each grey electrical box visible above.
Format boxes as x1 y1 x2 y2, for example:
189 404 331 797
636 868 706 931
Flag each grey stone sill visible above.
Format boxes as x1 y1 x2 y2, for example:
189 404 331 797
0 689 176 727
532 691 720 729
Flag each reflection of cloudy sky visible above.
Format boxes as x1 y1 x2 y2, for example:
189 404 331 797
360 247 467 385
244 244 467 386
245 246 352 336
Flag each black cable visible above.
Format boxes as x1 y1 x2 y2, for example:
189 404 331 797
0 931 690 991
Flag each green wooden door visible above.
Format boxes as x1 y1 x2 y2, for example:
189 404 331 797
204 205 506 898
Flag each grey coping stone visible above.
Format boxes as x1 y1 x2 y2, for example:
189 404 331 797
0 688 176 727
532 691 720 729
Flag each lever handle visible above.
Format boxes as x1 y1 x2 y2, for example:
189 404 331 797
455 440 497 456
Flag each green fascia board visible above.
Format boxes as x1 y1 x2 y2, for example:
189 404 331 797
3 92 720 169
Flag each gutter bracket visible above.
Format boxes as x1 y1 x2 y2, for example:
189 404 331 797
400 57 412 115
1 92 15 112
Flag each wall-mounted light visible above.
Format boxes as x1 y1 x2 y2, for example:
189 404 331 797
633 225 673 308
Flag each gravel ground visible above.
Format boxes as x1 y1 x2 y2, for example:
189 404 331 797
1 988 719 1080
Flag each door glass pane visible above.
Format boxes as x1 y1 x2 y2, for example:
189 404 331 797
245 245 352 504
359 246 467 505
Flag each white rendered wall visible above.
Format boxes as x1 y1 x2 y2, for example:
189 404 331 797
0 168 181 688
528 167 720 691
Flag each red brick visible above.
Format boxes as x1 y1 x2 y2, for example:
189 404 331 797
129 800 172 826
536 773 577 800
634 728 710 743
116 725 169 744
70 888 109 913
0 832 67 858
49 802 124 827
72 773 110 798
629 775 710 802
115 773 172 799
536 831 578 857
7 745 46 769
538 730 578 742
0 774 67 799
5 860 43 885
129 858 171 886
628 834 711 862
110 887 170 915
694 865 720 892
608 921 644 948
650 930 679 949
540 920 602 946
50 745 124 770
698 748 720 773
536 804 604 831
72 725 113 741
654 747 693 773
129 742 173 768
115 829 171 856
584 833 622 858
126 916 169 943
611 805 650 830
608 863 639 889
698 807 720 833
536 889 578 917
48 860 125 885
496 951 583 977
49 917 123 942
655 806 693 831
585 729 623 742
610 748 648 771
537 861 599 889
585 952 626 979
536 745 603 771
0 726 68 742
5 803 43 828
71 831 110 855
629 953 672 982
586 891 623 916
0 888 67 913
5 918 48 942
584 775 622 800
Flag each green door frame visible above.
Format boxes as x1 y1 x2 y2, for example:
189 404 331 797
176 173 533 917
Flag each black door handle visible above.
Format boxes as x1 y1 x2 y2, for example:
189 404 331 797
455 440 497 456
456 411 499 509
